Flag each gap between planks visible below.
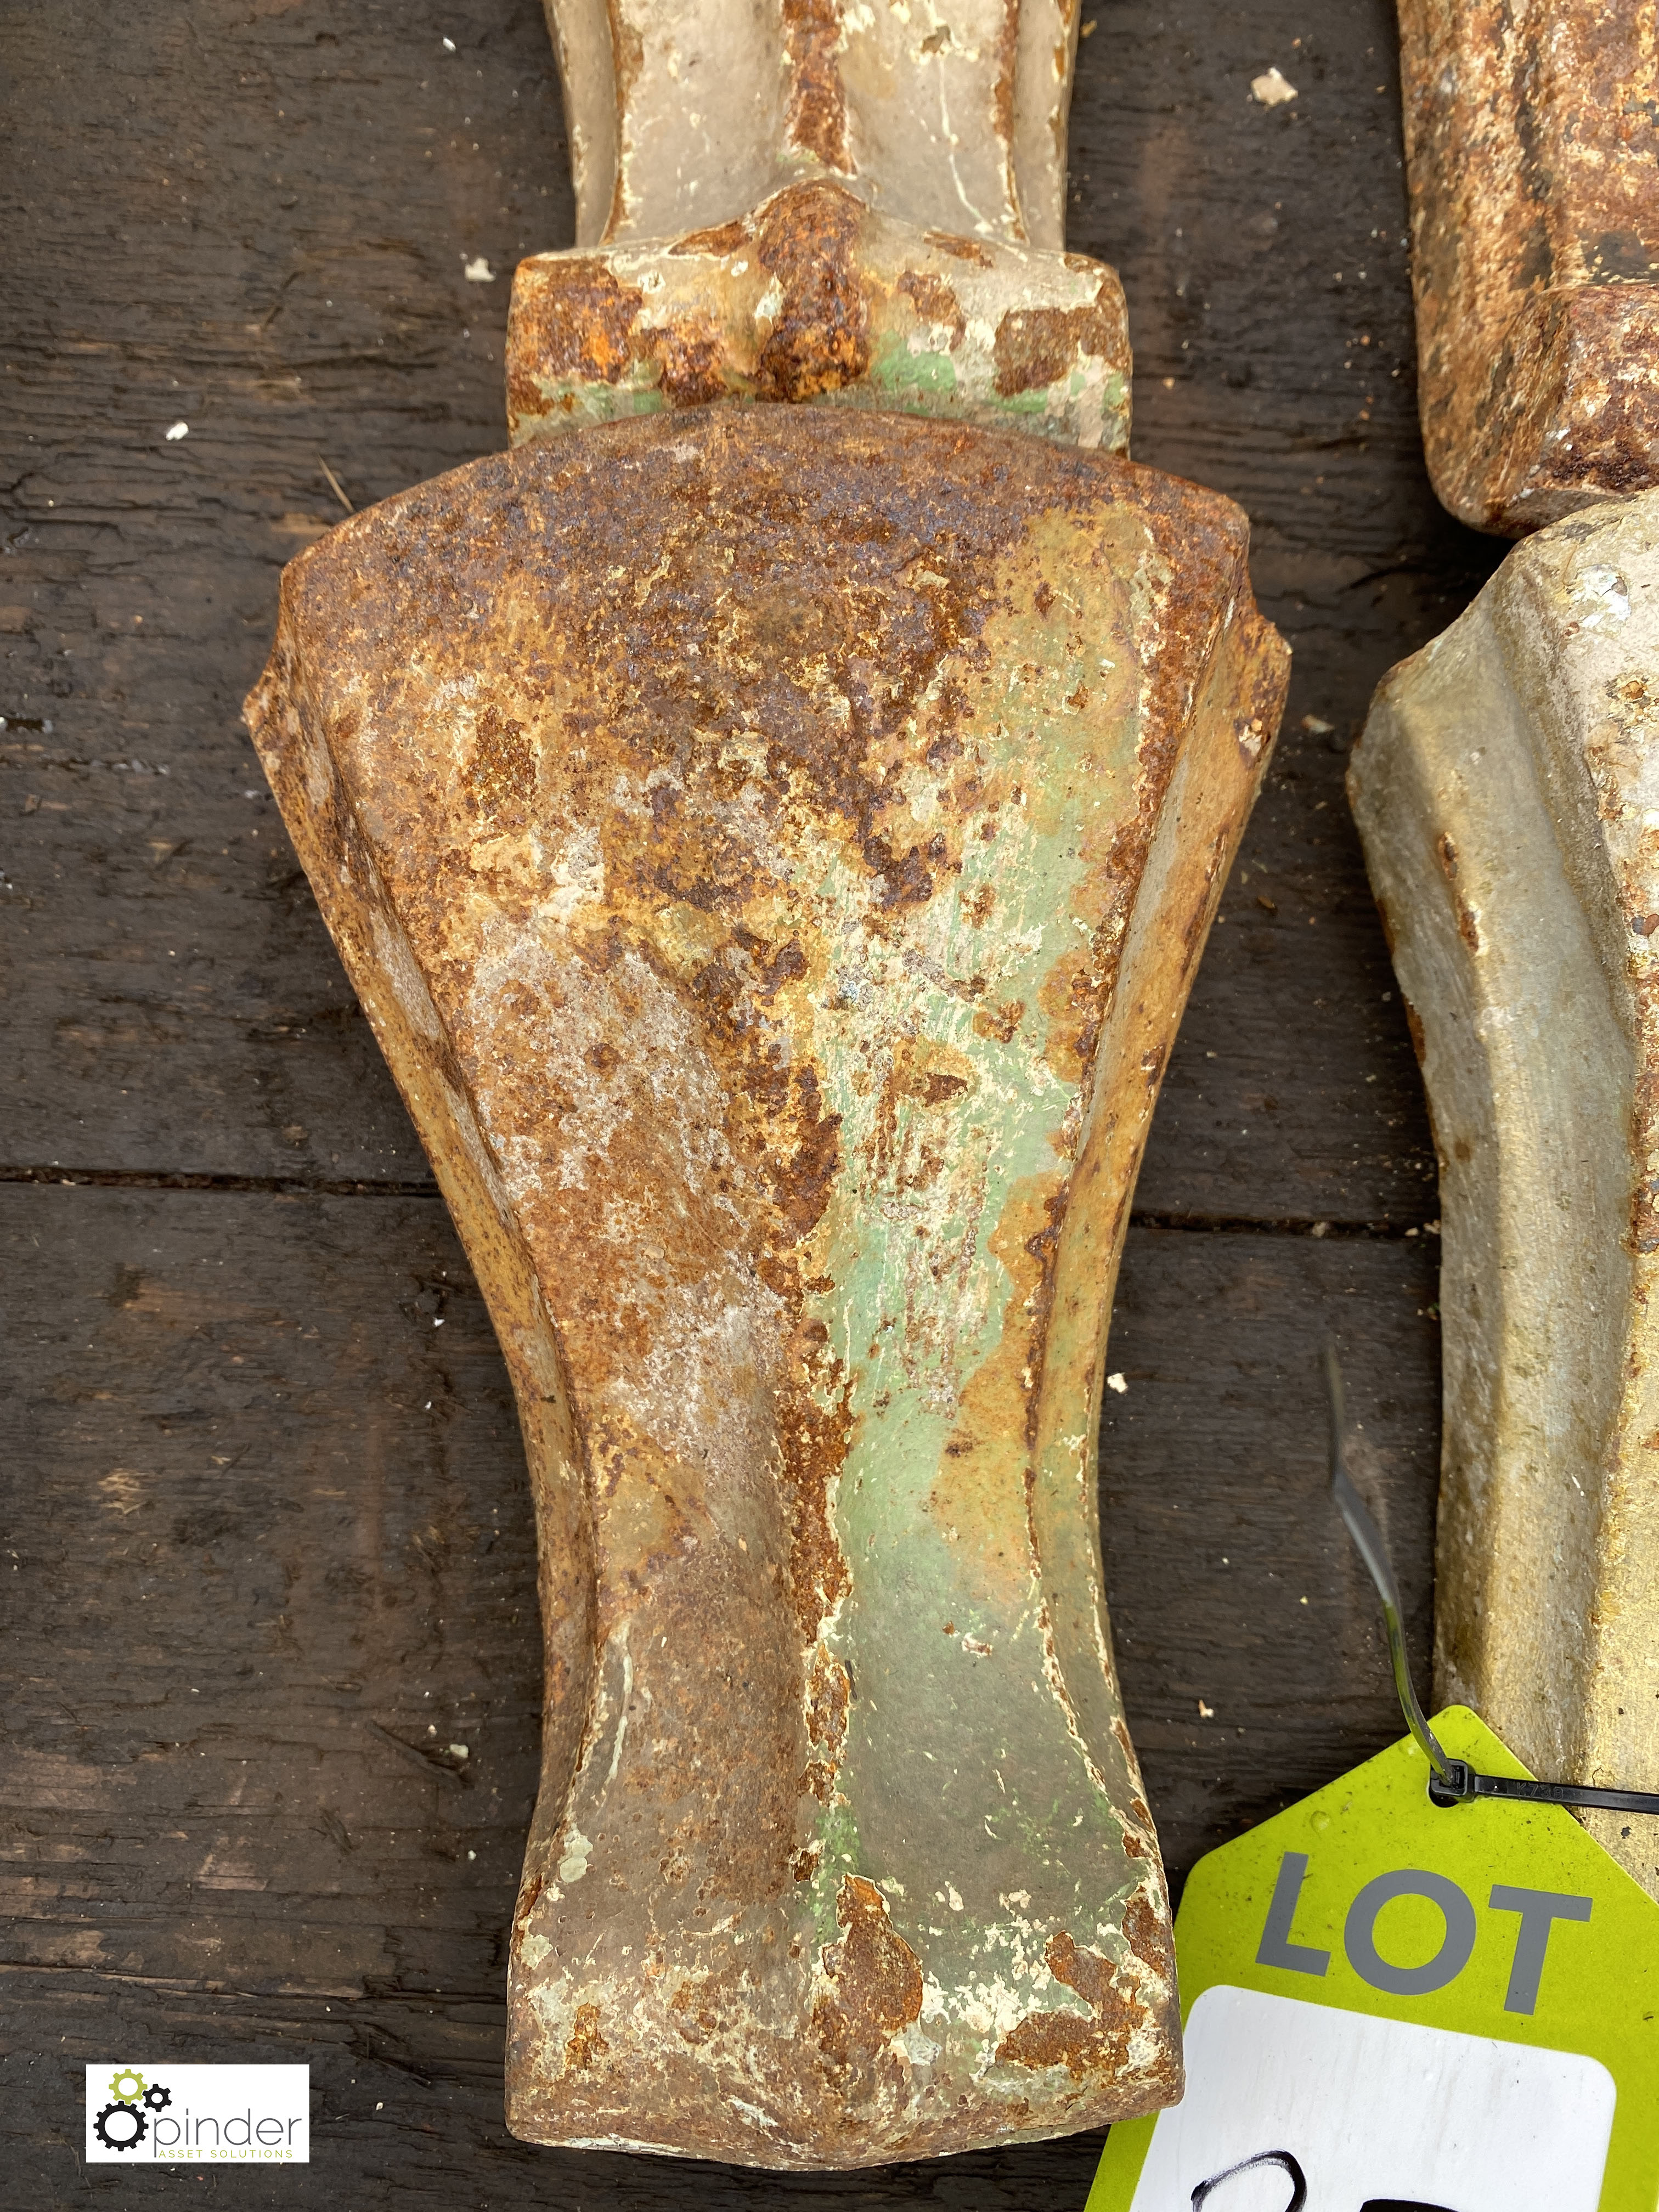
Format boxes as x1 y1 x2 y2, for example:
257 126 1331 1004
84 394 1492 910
0 1163 1435 1238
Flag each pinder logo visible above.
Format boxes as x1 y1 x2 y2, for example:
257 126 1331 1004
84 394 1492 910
85 2064 309 2163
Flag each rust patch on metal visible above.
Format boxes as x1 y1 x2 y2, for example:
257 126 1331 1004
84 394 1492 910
602 7 645 244
504 255 645 417
803 1640 851 1802
782 0 851 172
996 1929 1144 2080
643 318 729 409
469 703 535 810
672 217 751 258
926 229 995 266
813 1875 925 2064
1434 832 1481 952
990 0 1020 210
1123 1891 1176 1980
972 996 1025 1044
563 2003 610 2070
898 268 967 345
777 1324 854 1643
993 293 1119 397
753 181 871 402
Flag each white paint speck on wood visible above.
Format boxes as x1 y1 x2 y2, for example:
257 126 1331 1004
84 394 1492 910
1251 66 1298 105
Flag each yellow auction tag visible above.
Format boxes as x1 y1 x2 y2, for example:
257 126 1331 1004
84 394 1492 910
1088 1707 1659 2211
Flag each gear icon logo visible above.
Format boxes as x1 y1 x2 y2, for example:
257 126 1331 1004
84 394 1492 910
93 2101 148 2152
92 2065 172 2155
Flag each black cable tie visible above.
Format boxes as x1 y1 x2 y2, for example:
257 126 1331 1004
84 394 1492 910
1324 1343 1659 1820
1426 1758 1659 1818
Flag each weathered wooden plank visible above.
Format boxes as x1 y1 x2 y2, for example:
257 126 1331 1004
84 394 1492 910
1101 1223 1440 1872
0 1973 1108 2209
0 1187 540 2000
2 0 570 1186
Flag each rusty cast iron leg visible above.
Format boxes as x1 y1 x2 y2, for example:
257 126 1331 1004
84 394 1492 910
1350 487 1659 1897
245 0 1291 2164
247 406 1288 2163
1398 0 1659 534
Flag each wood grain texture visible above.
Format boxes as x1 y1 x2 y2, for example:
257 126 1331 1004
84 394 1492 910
2 0 1480 2199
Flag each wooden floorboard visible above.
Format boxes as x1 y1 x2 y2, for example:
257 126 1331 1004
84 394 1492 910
2 0 1482 2199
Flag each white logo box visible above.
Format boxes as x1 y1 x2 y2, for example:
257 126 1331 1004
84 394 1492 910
86 2064 310 2164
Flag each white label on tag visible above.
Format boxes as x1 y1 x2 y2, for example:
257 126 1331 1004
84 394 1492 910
1128 1985 1615 2211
